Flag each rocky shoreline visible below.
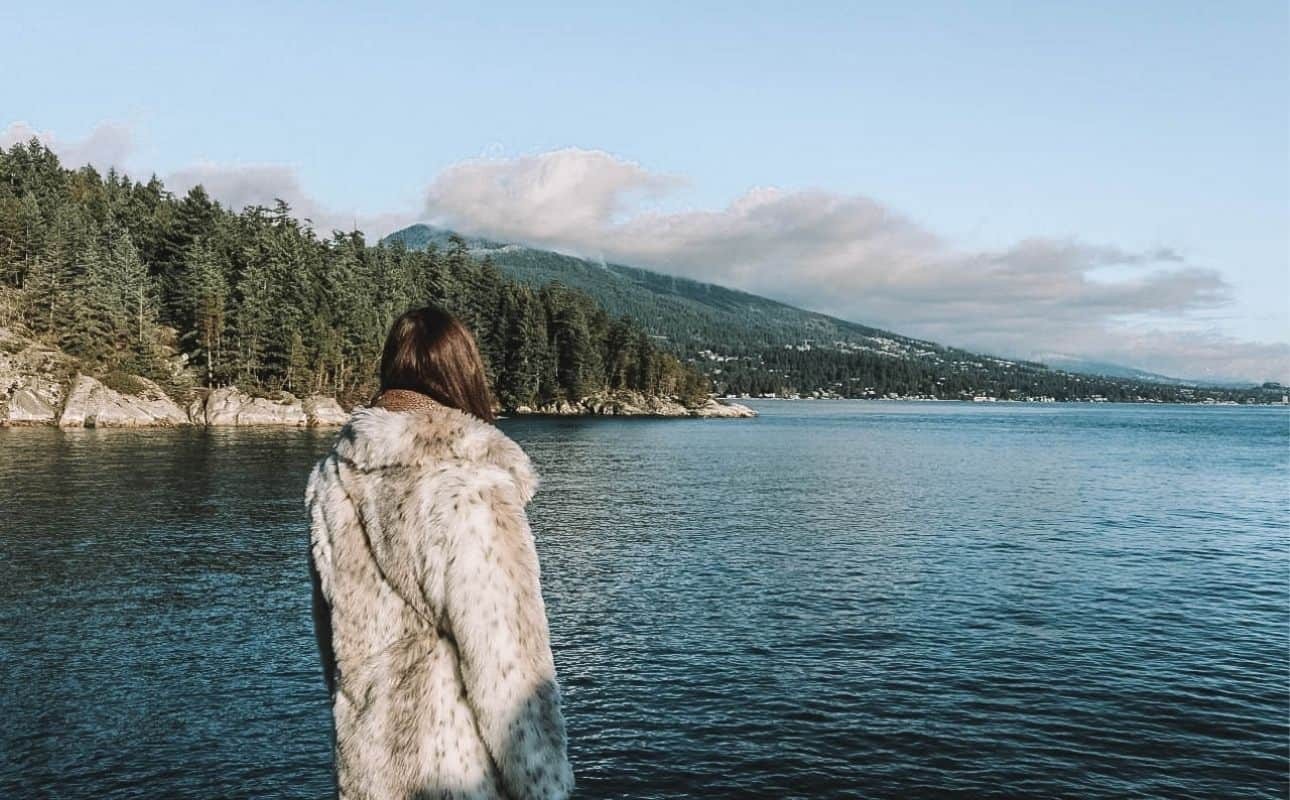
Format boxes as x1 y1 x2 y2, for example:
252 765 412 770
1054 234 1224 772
1 330 755 428
1 377 754 428
510 390 756 419
2 374 353 428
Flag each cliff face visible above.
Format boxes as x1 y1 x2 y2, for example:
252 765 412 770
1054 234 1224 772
0 329 755 428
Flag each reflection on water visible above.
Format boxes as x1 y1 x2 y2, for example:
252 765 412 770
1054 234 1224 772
1 402 1287 798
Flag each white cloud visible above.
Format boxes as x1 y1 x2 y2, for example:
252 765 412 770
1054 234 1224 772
426 149 681 241
1 120 134 173
424 148 1289 383
1 121 411 238
166 162 412 238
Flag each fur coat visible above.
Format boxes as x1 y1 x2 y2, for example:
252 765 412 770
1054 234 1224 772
306 392 573 800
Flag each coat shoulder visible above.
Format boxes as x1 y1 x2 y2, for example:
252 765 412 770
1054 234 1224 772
329 406 537 502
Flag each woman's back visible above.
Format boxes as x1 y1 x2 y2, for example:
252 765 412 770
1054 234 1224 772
307 391 572 800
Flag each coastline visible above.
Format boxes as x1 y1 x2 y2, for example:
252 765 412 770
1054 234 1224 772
0 326 756 428
728 394 1289 407
0 374 756 429
5 369 1280 430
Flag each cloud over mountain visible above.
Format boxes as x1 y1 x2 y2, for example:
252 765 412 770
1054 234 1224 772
423 149 1287 383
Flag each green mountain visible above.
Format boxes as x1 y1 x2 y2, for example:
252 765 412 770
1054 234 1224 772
384 225 1277 404
387 224 922 350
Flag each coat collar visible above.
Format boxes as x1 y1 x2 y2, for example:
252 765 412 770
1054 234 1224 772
332 395 537 502
372 388 445 415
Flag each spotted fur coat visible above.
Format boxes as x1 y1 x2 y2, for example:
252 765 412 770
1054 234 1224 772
306 394 572 800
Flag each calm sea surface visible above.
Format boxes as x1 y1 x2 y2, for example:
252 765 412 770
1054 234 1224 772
1 401 1287 799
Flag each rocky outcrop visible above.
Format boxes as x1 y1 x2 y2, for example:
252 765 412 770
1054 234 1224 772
513 390 756 418
6 388 57 424
304 395 349 426
686 398 758 418
58 374 189 428
1 327 74 426
190 387 308 426
583 392 688 416
531 398 591 416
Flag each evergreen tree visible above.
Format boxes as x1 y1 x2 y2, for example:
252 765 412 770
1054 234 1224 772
496 286 545 408
61 236 116 362
105 226 159 370
179 238 229 385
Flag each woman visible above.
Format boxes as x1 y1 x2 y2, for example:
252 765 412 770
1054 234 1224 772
306 306 573 800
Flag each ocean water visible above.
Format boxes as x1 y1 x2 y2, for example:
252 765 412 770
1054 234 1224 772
1 401 1286 799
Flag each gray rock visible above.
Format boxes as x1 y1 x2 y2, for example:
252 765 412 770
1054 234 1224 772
200 387 308 426
0 329 71 422
304 396 349 426
132 381 190 425
186 395 208 425
544 399 588 415
58 374 189 428
688 398 758 418
510 390 756 418
5 388 56 425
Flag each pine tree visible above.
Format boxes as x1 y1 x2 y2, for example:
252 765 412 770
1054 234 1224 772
106 226 158 371
497 286 545 408
605 317 636 389
157 185 220 320
179 238 229 385
61 236 116 363
0 193 45 289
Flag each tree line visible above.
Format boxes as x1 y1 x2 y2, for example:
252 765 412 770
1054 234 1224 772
709 346 1182 401
0 140 710 408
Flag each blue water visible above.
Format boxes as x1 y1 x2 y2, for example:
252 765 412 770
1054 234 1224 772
1 401 1287 798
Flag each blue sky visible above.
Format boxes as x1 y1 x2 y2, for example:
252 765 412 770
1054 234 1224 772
3 1 1286 381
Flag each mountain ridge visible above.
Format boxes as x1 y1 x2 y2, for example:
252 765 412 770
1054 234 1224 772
383 224 1278 403
386 224 1018 362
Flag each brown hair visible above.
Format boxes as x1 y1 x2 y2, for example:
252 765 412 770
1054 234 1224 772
378 305 496 423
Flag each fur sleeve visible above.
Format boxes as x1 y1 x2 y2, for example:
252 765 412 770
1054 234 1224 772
443 471 573 800
305 461 336 694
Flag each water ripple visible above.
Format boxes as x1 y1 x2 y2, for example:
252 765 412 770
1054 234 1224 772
0 403 1286 798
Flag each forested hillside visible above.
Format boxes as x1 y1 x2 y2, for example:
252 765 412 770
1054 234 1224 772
0 141 709 409
388 224 1281 403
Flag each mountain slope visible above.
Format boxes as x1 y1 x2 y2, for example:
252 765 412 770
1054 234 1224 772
1035 354 1189 386
384 225 1275 403
386 226 990 357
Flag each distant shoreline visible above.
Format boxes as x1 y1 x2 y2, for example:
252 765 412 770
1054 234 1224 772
737 395 1288 407
6 391 1282 432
